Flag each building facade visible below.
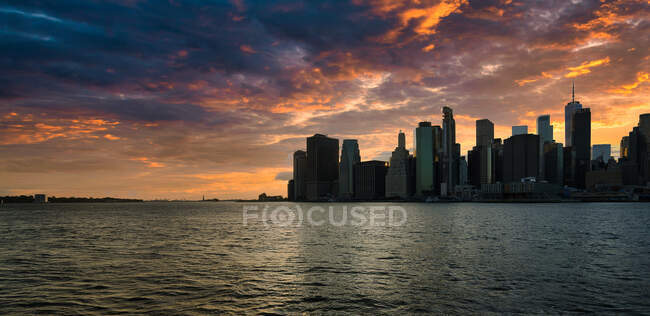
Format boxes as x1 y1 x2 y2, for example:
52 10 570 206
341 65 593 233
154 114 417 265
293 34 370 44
503 134 539 183
306 134 339 200
354 161 388 200
386 131 411 198
442 106 458 196
339 139 360 199
512 125 528 136
537 114 553 178
592 144 611 162
293 150 307 200
415 122 434 196
571 108 591 189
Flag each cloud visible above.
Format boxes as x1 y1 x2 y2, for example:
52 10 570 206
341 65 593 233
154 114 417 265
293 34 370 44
1 0 649 199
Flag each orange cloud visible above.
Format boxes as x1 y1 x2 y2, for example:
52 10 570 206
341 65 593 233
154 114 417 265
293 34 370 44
240 44 256 54
373 0 467 44
131 157 165 168
104 134 120 140
608 72 649 94
565 57 610 78
0 114 121 145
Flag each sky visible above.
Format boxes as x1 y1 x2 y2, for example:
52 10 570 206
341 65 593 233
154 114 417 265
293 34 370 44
1 0 649 199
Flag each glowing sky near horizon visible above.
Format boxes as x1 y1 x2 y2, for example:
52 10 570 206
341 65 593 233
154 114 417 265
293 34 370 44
1 0 649 199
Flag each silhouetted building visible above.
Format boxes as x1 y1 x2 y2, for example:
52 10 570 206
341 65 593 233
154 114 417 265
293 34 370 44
306 134 339 200
476 119 494 147
258 193 283 201
432 125 443 193
34 194 47 203
623 126 648 185
492 138 504 183
459 156 468 185
468 145 491 187
287 180 295 201
563 146 575 186
537 114 553 178
415 122 434 196
339 139 360 199
442 106 459 196
565 82 582 147
386 131 412 198
637 113 650 184
571 108 591 189
620 136 629 159
512 125 528 136
592 144 611 161
543 141 564 185
293 150 307 200
354 161 388 200
503 134 539 182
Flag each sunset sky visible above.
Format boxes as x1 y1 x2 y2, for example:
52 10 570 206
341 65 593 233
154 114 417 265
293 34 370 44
1 0 649 199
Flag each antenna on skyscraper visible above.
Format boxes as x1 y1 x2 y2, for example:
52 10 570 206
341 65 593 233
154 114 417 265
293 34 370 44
572 80 575 103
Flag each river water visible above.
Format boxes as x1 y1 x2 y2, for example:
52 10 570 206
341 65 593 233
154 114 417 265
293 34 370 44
0 202 648 314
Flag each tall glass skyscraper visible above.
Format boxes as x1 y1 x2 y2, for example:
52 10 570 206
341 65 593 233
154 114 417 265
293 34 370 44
442 106 457 196
537 114 553 178
571 108 591 189
339 139 360 199
565 83 582 147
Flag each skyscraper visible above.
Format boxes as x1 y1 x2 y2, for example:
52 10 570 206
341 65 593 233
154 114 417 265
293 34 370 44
415 122 434 195
512 125 528 136
339 139 360 199
476 119 494 147
571 108 591 189
622 127 648 185
592 144 611 162
354 160 388 200
293 150 307 200
543 141 564 185
477 119 493 185
442 106 458 196
620 136 629 159
432 125 443 193
503 134 539 182
386 131 411 198
305 134 339 200
565 82 582 147
537 115 553 178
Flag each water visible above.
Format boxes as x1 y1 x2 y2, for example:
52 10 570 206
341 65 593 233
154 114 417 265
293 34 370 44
0 202 649 314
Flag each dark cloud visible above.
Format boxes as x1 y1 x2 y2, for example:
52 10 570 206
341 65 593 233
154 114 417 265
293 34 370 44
0 0 648 198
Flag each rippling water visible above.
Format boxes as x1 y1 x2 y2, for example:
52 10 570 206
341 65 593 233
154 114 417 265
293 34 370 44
1 202 649 314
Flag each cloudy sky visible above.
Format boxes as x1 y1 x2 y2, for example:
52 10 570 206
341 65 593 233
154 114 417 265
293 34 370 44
1 0 648 199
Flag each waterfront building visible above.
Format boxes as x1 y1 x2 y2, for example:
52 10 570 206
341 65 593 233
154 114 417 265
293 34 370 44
571 108 591 189
620 136 629 159
415 122 434 196
565 83 582 147
442 106 459 196
287 180 295 201
354 161 388 200
293 150 307 200
543 141 564 185
476 119 494 147
503 134 539 182
306 134 339 200
386 131 412 198
34 194 47 203
537 115 553 178
339 139 360 199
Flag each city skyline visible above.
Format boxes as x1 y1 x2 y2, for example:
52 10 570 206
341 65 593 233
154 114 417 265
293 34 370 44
1 1 649 199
